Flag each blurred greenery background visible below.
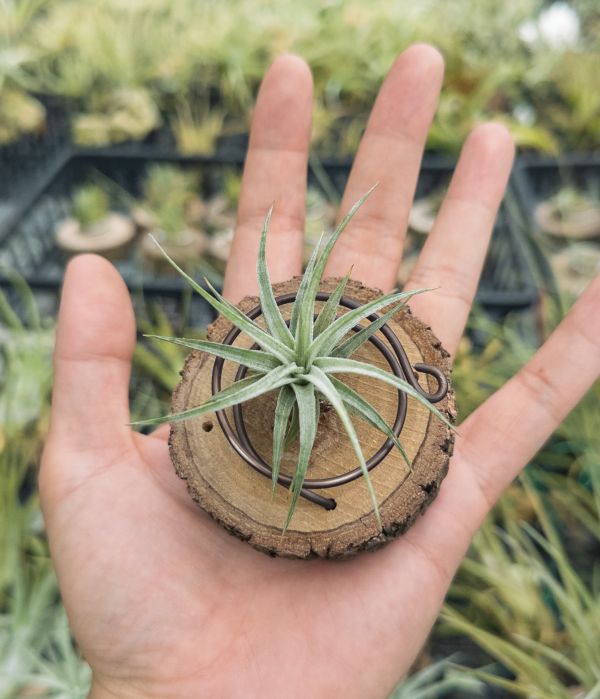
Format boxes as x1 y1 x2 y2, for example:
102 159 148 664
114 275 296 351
1 0 600 697
0 0 598 154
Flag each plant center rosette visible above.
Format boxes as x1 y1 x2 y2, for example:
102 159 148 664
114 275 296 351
135 188 456 558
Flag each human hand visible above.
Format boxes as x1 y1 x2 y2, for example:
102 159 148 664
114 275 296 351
40 45 600 699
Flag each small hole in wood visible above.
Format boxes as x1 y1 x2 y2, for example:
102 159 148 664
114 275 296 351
202 421 214 433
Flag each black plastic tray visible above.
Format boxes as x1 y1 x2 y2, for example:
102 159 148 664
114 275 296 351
0 150 540 325
512 153 600 211
412 157 540 315
511 153 600 300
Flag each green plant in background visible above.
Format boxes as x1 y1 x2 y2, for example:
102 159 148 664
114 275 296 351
70 184 110 230
172 100 224 155
73 86 160 147
547 185 599 221
134 191 453 530
143 165 199 212
32 1 172 144
390 657 484 698
444 295 600 698
549 51 600 150
0 278 91 699
0 0 49 144
133 307 201 395
4 0 593 153
444 477 600 698
153 201 189 243
141 165 199 242
222 169 242 210
0 86 45 145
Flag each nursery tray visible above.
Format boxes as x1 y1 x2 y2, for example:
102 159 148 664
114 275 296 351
511 153 600 298
412 156 540 316
0 150 539 326
512 153 600 213
0 150 249 326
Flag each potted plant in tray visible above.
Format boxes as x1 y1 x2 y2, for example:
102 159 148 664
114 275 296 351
134 189 456 559
535 186 600 239
55 184 136 257
136 165 207 271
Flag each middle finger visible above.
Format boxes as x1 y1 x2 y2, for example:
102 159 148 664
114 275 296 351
325 44 444 291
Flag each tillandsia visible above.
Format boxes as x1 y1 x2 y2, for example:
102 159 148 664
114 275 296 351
134 186 453 531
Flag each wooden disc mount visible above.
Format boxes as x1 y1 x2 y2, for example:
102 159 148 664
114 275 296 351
169 277 456 559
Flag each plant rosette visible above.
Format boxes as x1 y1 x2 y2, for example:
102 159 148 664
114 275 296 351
535 188 600 240
135 189 456 559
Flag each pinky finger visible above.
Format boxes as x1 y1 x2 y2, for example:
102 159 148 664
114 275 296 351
457 273 600 509
396 275 600 582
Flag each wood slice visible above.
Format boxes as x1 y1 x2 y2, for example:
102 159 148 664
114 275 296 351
169 278 456 559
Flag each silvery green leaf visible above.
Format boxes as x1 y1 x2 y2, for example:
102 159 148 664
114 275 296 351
271 385 296 497
292 238 323 359
314 357 454 429
257 206 294 347
332 301 405 358
313 271 351 337
149 236 294 363
305 366 381 528
132 363 298 427
328 376 410 468
290 239 321 335
145 335 281 373
295 186 377 360
311 183 378 287
284 382 318 532
284 403 299 448
309 287 430 361
203 276 297 363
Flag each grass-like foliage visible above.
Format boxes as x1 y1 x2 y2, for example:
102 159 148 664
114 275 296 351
134 187 453 531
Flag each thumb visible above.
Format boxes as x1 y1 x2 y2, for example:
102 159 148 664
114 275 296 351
47 255 135 453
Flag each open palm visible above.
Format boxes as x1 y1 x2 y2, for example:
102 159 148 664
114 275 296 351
40 46 600 699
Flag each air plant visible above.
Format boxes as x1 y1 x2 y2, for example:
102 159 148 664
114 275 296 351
134 188 453 531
